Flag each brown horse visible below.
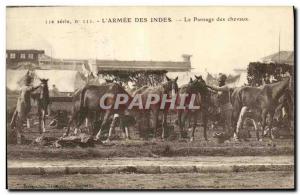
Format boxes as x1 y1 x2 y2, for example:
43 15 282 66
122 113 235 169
64 87 95 136
64 82 132 142
231 76 291 140
137 76 178 140
177 75 209 141
31 79 50 134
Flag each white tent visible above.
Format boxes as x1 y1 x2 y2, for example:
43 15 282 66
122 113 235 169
34 70 86 93
6 69 28 91
7 69 86 93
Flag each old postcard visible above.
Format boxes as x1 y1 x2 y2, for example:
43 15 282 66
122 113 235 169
6 6 294 190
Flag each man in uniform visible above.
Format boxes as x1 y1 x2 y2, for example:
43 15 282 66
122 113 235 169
206 74 235 141
10 75 40 144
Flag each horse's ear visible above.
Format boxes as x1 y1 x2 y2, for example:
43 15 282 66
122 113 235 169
175 76 178 82
190 77 193 83
195 75 201 80
165 76 170 81
46 79 49 82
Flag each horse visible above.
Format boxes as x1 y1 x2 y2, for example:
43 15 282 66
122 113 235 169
177 75 210 141
64 87 95 136
31 79 50 134
231 76 291 140
64 82 132 142
137 76 178 140
64 78 121 136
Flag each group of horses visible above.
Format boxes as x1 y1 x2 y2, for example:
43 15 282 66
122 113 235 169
13 72 293 143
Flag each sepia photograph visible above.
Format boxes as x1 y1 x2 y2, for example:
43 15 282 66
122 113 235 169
6 6 295 190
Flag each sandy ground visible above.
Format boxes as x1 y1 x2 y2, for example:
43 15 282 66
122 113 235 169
8 171 294 189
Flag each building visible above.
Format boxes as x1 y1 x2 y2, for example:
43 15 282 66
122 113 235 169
36 53 192 73
91 54 192 72
7 49 191 73
6 49 45 69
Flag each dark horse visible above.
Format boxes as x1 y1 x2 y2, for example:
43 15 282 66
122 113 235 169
136 76 178 140
31 79 50 134
64 82 132 142
231 76 291 140
177 75 210 141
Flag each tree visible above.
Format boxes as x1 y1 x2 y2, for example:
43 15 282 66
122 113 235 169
247 62 293 86
98 70 167 88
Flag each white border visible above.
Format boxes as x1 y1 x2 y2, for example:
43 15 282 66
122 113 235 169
1 0 298 194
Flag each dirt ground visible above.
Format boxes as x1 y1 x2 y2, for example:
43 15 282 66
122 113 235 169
8 171 294 190
7 124 294 160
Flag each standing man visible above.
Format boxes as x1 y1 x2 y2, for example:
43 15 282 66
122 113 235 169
51 84 59 97
206 74 235 142
10 75 40 144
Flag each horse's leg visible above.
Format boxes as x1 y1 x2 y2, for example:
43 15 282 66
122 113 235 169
261 109 268 137
250 118 261 141
268 110 275 140
26 118 30 128
190 112 198 142
16 111 25 144
106 113 119 142
202 109 208 141
42 109 46 133
64 111 77 136
235 106 248 139
119 113 130 140
10 110 18 129
177 110 183 135
38 108 42 134
161 111 167 140
95 110 111 141
152 108 159 139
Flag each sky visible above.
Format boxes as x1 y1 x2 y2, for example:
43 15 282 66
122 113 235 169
6 6 294 74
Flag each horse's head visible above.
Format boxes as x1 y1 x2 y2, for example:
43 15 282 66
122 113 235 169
39 78 49 100
105 79 114 83
163 76 179 97
189 75 208 95
40 78 49 87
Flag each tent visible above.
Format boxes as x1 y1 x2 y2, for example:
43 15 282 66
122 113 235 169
34 70 86 93
7 69 86 93
260 51 294 65
6 69 28 91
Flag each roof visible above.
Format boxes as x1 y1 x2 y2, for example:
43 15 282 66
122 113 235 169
34 53 192 72
261 51 294 65
95 59 191 72
6 49 45 54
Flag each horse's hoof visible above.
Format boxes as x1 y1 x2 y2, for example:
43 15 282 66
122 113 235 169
103 139 111 144
258 138 263 142
93 136 100 141
125 138 130 142
190 137 194 142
